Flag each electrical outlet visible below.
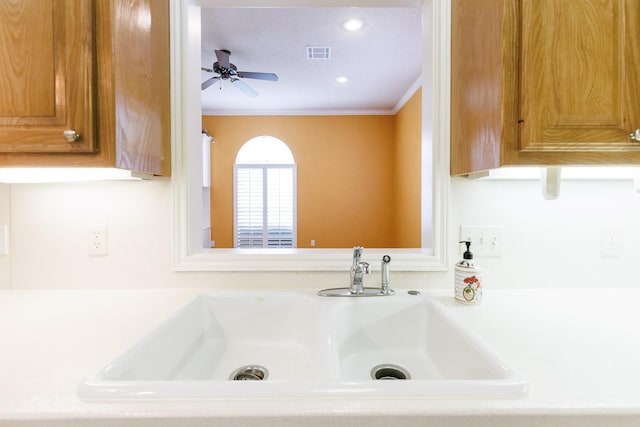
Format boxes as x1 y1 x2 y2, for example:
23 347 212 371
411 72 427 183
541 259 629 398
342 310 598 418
460 225 503 257
88 225 108 256
601 227 620 257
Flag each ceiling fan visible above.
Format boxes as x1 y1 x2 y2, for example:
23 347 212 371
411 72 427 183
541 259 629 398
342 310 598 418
201 49 278 97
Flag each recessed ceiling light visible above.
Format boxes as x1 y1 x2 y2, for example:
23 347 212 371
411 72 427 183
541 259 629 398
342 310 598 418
343 18 364 32
336 76 348 84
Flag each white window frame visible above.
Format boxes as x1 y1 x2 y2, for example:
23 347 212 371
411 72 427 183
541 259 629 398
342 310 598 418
173 0 450 272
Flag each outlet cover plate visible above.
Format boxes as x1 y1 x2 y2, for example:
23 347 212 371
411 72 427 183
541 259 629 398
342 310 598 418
601 227 620 258
88 224 108 256
0 224 8 256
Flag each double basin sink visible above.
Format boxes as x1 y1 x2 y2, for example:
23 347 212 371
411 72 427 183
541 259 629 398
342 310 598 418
78 290 527 400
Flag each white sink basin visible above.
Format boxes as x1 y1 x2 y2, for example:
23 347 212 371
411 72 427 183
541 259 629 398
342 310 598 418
78 291 527 400
327 295 525 396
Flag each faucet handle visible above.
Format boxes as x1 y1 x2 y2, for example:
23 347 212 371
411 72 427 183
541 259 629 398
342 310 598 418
360 261 370 274
352 246 364 261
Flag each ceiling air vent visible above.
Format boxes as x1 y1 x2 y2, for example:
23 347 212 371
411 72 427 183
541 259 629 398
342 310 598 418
306 46 331 60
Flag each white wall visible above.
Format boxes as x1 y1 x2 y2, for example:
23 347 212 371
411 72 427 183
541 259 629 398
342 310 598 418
3 176 639 290
9 180 176 289
450 176 640 289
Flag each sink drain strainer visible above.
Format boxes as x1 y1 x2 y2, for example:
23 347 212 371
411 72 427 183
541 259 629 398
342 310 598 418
229 365 269 381
371 364 411 380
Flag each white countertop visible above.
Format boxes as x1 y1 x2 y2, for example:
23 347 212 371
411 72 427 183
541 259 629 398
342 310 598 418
0 288 639 427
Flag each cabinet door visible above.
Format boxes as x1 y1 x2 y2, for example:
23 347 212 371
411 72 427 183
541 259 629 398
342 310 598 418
519 0 640 154
450 0 519 175
0 0 95 153
113 0 171 175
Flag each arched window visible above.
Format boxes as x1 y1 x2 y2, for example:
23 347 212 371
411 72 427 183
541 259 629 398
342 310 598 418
234 136 297 248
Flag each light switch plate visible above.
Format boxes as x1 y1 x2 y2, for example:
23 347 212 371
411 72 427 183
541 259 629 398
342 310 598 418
460 225 503 257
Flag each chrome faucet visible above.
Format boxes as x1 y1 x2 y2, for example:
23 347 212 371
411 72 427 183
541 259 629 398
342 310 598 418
349 246 370 294
317 247 395 297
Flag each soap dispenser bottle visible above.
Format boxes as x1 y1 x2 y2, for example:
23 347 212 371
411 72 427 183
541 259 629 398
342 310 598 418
455 241 483 304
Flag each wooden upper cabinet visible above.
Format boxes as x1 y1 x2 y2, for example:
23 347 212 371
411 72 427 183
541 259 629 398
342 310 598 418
450 0 518 176
0 0 95 153
520 0 640 152
0 0 171 176
451 0 640 176
112 0 171 176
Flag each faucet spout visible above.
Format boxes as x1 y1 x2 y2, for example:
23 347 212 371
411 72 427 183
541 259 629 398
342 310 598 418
350 246 370 294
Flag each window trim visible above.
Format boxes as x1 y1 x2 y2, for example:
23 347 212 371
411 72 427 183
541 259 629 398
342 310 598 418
173 0 451 272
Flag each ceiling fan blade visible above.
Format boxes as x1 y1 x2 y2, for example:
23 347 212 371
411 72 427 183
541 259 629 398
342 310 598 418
231 78 258 97
238 71 278 81
201 76 221 91
215 49 231 69
201 67 213 73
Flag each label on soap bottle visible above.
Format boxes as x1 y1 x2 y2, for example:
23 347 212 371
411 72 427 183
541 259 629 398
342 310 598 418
454 266 483 304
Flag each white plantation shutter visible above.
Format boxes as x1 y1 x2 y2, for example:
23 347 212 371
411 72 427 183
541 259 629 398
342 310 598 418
266 167 295 247
235 167 265 248
234 164 296 248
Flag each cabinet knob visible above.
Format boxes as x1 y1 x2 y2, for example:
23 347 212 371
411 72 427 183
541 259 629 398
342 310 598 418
630 129 640 142
63 129 80 142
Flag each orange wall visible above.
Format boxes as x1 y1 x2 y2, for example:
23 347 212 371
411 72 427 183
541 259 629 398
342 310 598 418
202 115 396 248
203 89 422 249
393 88 422 247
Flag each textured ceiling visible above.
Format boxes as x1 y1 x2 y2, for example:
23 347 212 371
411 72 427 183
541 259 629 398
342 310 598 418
200 7 422 115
